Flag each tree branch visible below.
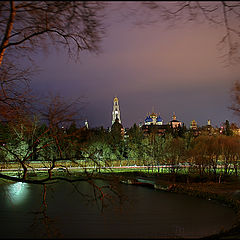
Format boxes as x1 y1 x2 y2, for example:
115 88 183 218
0 1 16 66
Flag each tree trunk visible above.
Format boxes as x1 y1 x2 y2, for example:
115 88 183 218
0 1 16 66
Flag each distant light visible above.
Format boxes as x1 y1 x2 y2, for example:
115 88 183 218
5 182 29 205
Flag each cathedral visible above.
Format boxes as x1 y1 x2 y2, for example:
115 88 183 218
142 111 182 135
110 96 183 136
144 112 163 125
143 111 182 128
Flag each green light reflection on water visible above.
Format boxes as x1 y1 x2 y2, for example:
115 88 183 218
6 182 29 206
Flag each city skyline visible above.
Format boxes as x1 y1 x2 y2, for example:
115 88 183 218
30 2 240 129
109 96 219 129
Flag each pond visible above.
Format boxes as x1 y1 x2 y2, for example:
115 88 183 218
0 179 237 238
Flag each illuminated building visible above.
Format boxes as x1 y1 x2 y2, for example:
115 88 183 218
189 119 200 136
200 119 216 135
207 119 214 133
85 119 89 129
190 120 197 130
141 111 185 135
112 96 121 125
169 112 182 128
144 112 163 125
142 111 166 135
111 96 124 135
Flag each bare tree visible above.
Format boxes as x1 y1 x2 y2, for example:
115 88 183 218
0 1 106 66
0 93 123 212
0 2 127 210
0 93 86 181
0 1 106 113
2 1 239 67
0 61 34 121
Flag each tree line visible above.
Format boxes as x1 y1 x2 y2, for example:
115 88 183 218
84 122 240 178
1 115 240 181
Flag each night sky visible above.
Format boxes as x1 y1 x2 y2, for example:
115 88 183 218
31 2 240 129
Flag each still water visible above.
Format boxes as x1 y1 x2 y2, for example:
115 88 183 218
0 180 237 239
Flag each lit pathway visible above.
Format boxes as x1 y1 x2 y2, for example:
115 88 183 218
0 165 190 172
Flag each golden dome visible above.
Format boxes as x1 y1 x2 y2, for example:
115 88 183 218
114 97 118 102
150 112 157 117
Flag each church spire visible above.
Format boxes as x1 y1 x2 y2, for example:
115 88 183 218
172 112 176 120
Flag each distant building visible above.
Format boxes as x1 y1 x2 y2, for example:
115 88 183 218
206 119 214 133
112 96 121 125
144 112 163 125
189 119 200 136
169 112 182 128
111 96 124 136
190 120 197 130
84 119 89 129
142 111 167 135
199 119 217 136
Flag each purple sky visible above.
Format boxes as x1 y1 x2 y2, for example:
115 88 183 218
31 3 240 129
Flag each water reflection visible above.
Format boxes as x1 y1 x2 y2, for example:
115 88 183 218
5 182 29 206
0 180 237 238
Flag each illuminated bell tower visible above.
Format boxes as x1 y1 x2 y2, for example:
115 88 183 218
172 112 177 121
112 96 121 125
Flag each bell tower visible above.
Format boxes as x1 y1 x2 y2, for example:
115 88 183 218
112 96 121 125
